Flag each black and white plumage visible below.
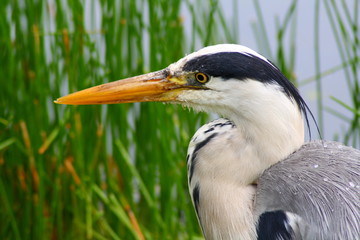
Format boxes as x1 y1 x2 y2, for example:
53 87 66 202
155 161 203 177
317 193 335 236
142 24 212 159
56 44 360 240
188 118 360 239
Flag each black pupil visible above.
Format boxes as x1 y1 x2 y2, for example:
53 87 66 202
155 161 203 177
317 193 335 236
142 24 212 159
197 74 205 81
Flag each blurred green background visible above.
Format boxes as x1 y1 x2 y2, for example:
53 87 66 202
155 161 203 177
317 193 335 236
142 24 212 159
0 0 359 239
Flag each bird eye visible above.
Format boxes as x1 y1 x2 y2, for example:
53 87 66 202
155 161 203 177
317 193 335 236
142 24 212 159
195 73 209 84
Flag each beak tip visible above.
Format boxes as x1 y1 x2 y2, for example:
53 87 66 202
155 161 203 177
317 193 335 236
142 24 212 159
54 98 67 104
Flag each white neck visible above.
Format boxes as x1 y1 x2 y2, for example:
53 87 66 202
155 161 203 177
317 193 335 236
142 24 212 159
187 111 303 239
229 81 304 181
183 79 305 183
197 181 257 240
185 79 305 239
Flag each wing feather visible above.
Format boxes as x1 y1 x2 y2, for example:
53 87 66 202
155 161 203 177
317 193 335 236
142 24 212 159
254 141 360 239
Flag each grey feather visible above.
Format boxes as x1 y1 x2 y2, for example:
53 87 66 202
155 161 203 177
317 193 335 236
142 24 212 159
254 141 360 240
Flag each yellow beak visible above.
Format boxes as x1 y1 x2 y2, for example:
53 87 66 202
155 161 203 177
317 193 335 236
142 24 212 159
54 70 191 105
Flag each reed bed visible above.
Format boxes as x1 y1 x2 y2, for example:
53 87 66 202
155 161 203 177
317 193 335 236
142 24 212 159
0 0 358 239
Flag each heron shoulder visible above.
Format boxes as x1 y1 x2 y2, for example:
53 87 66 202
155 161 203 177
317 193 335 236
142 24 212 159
254 140 360 239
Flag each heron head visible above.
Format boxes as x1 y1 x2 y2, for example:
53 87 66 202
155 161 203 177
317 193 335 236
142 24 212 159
58 45 303 113
55 44 309 140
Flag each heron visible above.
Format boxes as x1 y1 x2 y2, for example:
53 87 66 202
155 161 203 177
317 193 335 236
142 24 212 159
55 44 360 240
